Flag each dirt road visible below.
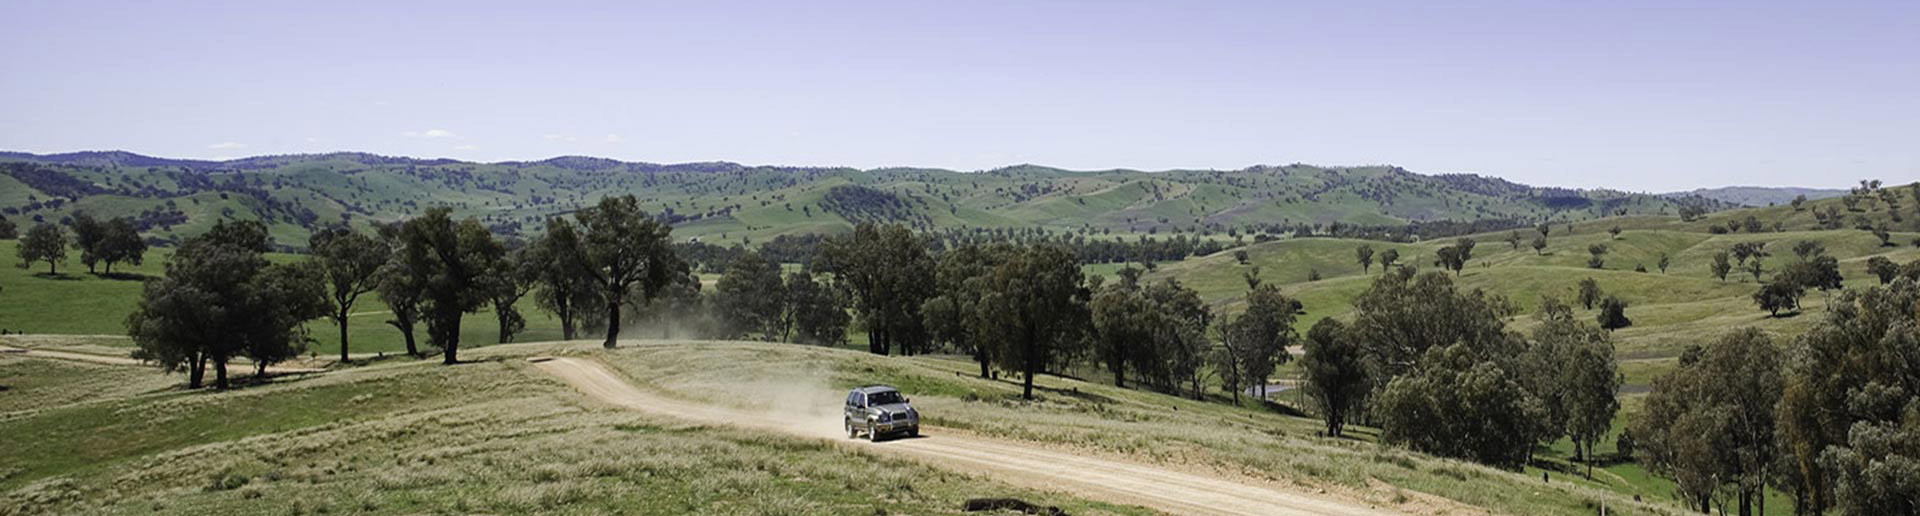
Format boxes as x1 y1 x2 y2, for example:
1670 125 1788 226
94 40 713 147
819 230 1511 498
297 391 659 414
531 356 1399 516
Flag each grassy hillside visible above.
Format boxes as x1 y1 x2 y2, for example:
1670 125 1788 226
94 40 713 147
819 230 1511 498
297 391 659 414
0 240 571 357
0 343 1136 515
1 151 1736 249
4 338 1713 516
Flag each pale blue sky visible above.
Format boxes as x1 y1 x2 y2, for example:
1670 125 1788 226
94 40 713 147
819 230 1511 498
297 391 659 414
1 1 1914 191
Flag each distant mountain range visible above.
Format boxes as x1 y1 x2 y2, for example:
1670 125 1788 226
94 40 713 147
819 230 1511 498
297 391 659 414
0 150 1755 248
1661 186 1849 207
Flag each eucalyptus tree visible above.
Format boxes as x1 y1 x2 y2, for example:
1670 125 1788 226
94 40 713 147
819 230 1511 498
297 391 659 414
574 195 685 348
309 227 390 362
391 208 505 364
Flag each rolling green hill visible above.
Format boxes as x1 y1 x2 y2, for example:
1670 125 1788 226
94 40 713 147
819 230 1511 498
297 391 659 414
2 151 1738 249
1140 191 1920 388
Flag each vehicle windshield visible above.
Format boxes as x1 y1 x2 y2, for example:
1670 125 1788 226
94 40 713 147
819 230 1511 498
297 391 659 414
866 391 904 406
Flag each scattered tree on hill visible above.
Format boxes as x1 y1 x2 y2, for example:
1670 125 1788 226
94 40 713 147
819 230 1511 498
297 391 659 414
1137 279 1212 396
971 244 1090 400
1372 340 1542 468
527 218 603 341
1233 249 1249 265
1586 243 1608 269
16 223 66 274
784 269 848 346
925 243 1015 377
375 223 426 356
1747 257 1766 282
1783 255 1843 306
309 227 391 362
1777 279 1920 515
0 216 15 239
1608 225 1622 239
96 217 146 275
127 220 327 389
1754 278 1803 317
486 247 538 343
1577 277 1602 310
1872 225 1893 247
1300 318 1366 438
1378 248 1399 269
1216 284 1299 401
576 195 685 349
1531 234 1547 255
1091 274 1152 388
1505 230 1523 250
1866 256 1899 284
1658 253 1671 274
1526 298 1621 478
1351 268 1521 397
1355 245 1373 274
1792 240 1825 261
70 212 106 274
1537 222 1551 238
392 208 505 364
1791 195 1807 211
817 222 935 355
714 250 787 340
1632 328 1782 515
1731 242 1769 267
1433 238 1473 276
1711 251 1733 282
1596 295 1631 331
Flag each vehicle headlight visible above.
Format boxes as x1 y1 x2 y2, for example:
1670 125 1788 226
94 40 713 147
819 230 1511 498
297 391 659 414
879 412 891 422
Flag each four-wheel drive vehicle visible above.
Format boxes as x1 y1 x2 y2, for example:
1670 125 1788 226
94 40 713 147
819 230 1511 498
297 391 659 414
844 385 919 441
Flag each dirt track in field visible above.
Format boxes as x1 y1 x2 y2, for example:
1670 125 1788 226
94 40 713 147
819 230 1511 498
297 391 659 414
531 356 1401 516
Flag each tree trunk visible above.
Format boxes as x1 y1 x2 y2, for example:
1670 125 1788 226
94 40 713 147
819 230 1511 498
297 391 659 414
214 357 229 389
48 260 56 275
255 360 267 377
1022 339 1037 400
338 311 351 363
558 302 575 340
439 308 462 365
401 320 418 356
1582 441 1593 479
603 300 621 349
496 307 511 344
976 348 990 379
188 352 206 389
869 326 888 355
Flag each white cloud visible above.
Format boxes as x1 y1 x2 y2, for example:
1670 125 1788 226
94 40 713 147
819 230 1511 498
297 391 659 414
543 133 579 142
603 133 624 143
207 141 247 150
453 144 478 150
404 128 459 139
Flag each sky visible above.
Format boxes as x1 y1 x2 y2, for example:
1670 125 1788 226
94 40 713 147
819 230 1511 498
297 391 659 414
1 1 1915 192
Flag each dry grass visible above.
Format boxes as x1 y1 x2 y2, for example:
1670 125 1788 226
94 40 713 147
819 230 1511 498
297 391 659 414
0 346 1139 516
595 340 1697 516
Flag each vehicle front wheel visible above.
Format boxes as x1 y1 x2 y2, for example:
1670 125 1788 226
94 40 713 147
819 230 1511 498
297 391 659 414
867 422 879 442
908 427 919 438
